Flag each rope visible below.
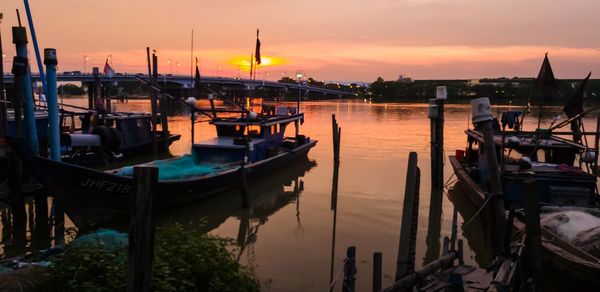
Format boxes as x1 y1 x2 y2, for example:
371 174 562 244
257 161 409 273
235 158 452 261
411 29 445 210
328 259 345 292
461 192 495 230
443 173 456 188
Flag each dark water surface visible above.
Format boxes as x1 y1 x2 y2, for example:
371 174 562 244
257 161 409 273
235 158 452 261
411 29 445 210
2 98 597 291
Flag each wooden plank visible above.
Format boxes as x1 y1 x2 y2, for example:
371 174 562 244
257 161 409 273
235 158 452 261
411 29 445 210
127 166 158 292
343 246 356 292
523 178 542 288
395 152 420 280
373 252 382 292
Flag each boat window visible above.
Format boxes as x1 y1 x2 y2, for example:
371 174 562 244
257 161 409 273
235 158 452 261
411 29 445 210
248 125 261 137
216 125 238 136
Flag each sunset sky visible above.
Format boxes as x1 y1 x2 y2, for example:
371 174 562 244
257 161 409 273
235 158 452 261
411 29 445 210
1 0 599 82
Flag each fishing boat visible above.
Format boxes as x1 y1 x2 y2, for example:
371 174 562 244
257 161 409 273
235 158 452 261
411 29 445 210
6 106 180 166
449 55 600 286
8 96 316 229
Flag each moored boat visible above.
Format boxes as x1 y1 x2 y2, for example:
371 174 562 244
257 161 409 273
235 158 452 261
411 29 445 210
8 101 317 229
449 54 600 287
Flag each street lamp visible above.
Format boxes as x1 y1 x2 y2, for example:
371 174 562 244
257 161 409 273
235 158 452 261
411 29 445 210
263 71 269 87
296 70 304 113
167 59 172 75
83 55 89 74
176 61 181 75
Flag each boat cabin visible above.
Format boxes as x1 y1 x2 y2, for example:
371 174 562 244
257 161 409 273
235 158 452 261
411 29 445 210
192 106 305 164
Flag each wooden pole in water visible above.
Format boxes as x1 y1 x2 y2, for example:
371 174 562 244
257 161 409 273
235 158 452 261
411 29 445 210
429 99 437 187
54 199 65 245
471 97 506 256
33 192 49 249
594 115 600 175
146 48 158 155
127 166 158 292
239 161 249 208
395 152 420 282
0 13 7 136
429 87 446 191
523 178 542 289
342 246 356 292
435 97 444 189
329 115 341 290
373 252 382 292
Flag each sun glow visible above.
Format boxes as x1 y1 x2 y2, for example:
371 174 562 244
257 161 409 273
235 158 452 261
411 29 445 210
228 56 286 71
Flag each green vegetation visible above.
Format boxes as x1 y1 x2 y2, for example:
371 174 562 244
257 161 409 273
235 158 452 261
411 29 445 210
58 83 86 95
366 76 600 104
47 225 260 292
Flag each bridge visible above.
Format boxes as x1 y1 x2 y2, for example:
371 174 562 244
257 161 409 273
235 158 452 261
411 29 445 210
2 73 356 97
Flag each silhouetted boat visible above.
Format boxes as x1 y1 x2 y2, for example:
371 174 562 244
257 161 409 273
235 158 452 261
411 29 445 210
449 54 600 288
8 103 316 229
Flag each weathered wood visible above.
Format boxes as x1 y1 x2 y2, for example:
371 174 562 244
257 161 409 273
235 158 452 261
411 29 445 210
127 166 158 292
435 99 444 189
594 116 600 175
480 120 506 256
523 178 542 288
0 21 6 136
373 252 382 292
343 246 356 292
396 152 420 281
429 99 437 189
33 193 49 249
54 200 65 245
329 118 341 289
239 163 249 208
383 251 458 292
146 48 158 155
332 115 339 162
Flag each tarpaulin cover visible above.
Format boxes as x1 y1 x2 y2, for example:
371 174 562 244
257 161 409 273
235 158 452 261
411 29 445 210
114 155 228 180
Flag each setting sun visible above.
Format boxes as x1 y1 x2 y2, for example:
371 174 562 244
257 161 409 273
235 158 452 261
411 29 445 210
228 55 286 72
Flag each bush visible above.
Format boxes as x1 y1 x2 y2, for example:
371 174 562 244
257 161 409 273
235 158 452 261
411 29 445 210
47 225 260 292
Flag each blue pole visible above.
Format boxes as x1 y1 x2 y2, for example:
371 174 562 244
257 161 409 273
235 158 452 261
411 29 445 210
13 26 39 155
45 49 60 161
23 0 47 95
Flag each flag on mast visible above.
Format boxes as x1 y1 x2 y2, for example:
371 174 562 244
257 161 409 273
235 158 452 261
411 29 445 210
103 56 115 78
255 29 261 65
563 72 592 118
249 53 254 79
194 58 201 89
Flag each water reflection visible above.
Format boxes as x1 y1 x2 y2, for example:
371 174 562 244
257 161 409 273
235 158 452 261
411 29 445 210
158 157 316 246
0 193 64 258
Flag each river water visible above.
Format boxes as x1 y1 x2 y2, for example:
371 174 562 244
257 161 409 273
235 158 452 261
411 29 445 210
1 98 594 291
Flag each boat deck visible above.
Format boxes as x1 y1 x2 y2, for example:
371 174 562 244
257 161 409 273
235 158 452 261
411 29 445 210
194 137 265 149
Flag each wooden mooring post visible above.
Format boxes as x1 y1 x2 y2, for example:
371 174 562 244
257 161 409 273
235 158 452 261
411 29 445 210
343 246 357 292
146 47 158 155
429 86 446 190
329 114 341 290
0 15 6 137
127 166 158 292
523 178 542 289
395 152 420 282
373 252 382 292
594 116 600 175
239 160 250 208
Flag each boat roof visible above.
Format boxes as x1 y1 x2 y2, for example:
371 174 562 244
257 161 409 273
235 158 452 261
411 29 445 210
466 129 588 150
211 113 303 127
